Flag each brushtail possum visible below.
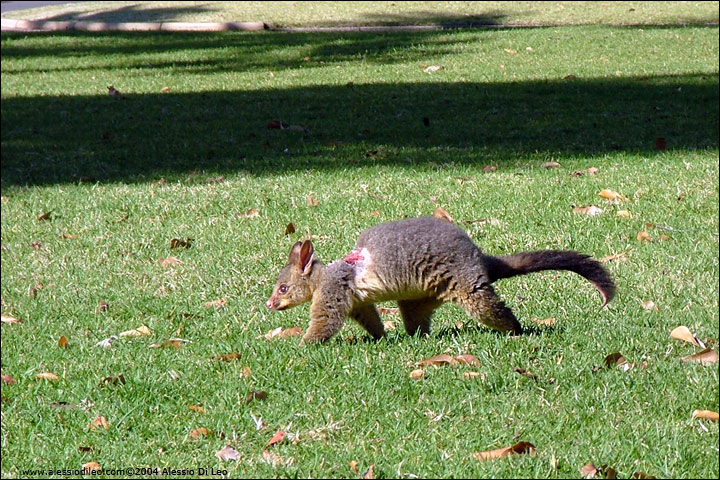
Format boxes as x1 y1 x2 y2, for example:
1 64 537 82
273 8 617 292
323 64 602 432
266 217 615 345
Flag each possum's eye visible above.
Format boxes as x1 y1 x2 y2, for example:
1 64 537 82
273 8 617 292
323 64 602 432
278 284 288 294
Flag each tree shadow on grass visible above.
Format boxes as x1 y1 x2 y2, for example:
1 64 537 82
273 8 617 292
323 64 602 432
1 31 717 187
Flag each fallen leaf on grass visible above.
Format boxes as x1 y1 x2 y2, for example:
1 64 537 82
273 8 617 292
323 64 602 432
210 353 241 362
417 354 456 366
376 307 398 315
59 233 77 239
246 390 268 403
681 348 718 365
118 325 151 337
284 222 296 235
190 427 210 438
641 300 659 312
409 369 425 379
580 463 599 478
36 372 60 381
616 210 632 218
107 85 121 96
530 317 556 326
472 441 536 461
573 205 603 216
160 86 171 93
204 298 227 308
602 352 646 372
37 209 54 221
455 354 481 366
433 207 454 223
2 374 16 384
263 449 295 467
169 237 193 249
503 48 518 55
99 374 125 386
424 65 444 73
189 404 204 413
464 371 485 379
692 409 719 421
97 301 109 313
264 326 304 340
158 257 183 267
637 231 651 242
49 401 77 410
600 252 626 263
306 195 319 207
670 326 706 348
58 335 69 348
631 472 656 479
541 161 561 168
383 320 397 330
89 416 109 430
82 462 102 474
216 445 240 461
598 189 628 202
241 208 260 218
266 430 285 447
149 338 188 349
483 165 498 173
514 367 538 379
1 314 22 324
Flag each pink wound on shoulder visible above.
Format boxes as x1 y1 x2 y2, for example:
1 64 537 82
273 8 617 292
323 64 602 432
343 250 364 264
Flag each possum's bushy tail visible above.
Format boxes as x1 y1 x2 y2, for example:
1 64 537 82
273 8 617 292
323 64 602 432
484 250 616 307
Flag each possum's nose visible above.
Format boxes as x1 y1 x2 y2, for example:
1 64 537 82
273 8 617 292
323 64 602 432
265 298 273 309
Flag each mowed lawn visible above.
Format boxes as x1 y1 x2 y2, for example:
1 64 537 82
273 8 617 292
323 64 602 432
1 3 718 478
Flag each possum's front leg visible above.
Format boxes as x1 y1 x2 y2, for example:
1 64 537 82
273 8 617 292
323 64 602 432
300 282 354 345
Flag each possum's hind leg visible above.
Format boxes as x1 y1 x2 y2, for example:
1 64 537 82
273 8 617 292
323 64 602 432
350 304 386 340
398 297 443 336
455 285 522 334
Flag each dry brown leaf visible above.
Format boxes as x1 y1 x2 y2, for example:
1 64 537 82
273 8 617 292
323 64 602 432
681 348 719 365
641 300 659 312
149 339 187 349
631 472 656 479
588 167 599 175
637 231 651 242
266 430 285 447
60 233 77 239
119 325 151 337
204 298 227 308
464 371 484 379
264 326 304 340
210 353 242 362
573 205 603 216
306 195 319 207
433 207 454 223
107 85 121 96
90 416 109 430
472 441 536 461
36 372 60 381
455 354 481 366
514 367 538 379
670 326 705 348
424 65 444 73
82 462 102 474
189 404 204 413
246 390 268 403
99 374 125 386
598 189 628 202
284 222 296 235
503 48 517 55
58 335 69 348
97 301 109 313
242 365 252 379
692 409 719 421
616 210 632 218
362 464 375 479
604 352 628 368
383 320 397 330
530 317 556 326
563 74 577 80
263 449 294 467
600 252 627 263
409 368 425 379
541 161 561 168
160 86 171 93
483 165 498 173
241 208 260 218
37 209 54 221
190 427 210 438
350 460 360 475
169 237 192 249
1 314 22 324
158 257 183 267
2 374 16 384
377 307 399 315
580 463 599 478
417 354 456 367
216 444 239 461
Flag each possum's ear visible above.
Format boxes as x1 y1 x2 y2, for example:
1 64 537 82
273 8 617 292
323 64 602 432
288 241 303 264
299 240 315 276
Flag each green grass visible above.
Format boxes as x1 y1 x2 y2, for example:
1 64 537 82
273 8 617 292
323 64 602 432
2 11 719 480
7 1 720 27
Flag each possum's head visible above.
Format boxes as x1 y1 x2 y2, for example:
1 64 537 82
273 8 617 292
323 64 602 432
266 240 321 311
